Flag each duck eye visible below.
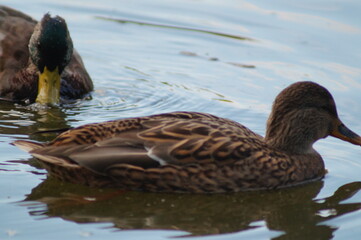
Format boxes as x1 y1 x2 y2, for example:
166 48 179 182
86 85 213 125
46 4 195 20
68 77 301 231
321 106 336 116
321 106 330 112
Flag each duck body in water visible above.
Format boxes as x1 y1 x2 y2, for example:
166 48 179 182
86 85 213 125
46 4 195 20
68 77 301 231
0 6 93 104
13 82 361 193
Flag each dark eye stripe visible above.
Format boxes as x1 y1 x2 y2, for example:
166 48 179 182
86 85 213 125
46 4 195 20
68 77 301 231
320 106 337 117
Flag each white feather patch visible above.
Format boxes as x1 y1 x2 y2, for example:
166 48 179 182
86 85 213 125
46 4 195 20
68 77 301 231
146 147 167 166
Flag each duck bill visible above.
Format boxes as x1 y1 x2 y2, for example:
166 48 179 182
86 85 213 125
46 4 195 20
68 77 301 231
36 66 61 105
331 119 361 146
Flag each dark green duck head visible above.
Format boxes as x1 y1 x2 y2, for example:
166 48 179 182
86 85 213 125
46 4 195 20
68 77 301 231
28 13 73 104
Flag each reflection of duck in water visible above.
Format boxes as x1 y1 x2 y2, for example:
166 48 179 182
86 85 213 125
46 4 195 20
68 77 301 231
0 6 93 104
0 101 72 141
24 179 361 237
14 81 361 192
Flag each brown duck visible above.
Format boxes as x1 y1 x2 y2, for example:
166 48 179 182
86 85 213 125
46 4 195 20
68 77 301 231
0 6 93 104
13 81 361 193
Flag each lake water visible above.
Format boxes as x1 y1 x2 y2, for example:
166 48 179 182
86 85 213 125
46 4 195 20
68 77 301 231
1 0 361 239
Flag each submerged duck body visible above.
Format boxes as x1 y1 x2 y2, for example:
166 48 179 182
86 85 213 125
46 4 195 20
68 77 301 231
0 6 93 104
13 82 361 193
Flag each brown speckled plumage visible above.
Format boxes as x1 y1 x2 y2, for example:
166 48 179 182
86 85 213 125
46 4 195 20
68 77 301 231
0 5 93 102
13 82 361 193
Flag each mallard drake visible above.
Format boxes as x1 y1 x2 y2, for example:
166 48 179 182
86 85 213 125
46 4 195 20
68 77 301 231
0 6 93 104
13 81 361 193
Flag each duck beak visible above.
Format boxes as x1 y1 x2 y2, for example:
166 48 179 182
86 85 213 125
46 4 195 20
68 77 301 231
36 66 61 105
331 119 361 146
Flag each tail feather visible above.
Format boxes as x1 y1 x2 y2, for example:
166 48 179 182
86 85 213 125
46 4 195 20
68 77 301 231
12 140 45 153
31 153 78 168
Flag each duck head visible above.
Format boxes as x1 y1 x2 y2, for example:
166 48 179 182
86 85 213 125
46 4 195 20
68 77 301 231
29 13 73 105
265 81 361 154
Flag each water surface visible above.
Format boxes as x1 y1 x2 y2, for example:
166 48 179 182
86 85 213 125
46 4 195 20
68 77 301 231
1 0 361 239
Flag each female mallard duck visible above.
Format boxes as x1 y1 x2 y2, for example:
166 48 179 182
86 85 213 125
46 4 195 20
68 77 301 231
13 81 361 193
0 6 93 104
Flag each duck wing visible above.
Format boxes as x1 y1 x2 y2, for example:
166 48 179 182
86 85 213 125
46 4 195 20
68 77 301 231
0 6 37 101
16 112 264 176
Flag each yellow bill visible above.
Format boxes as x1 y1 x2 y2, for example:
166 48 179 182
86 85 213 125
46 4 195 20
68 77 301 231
36 66 61 104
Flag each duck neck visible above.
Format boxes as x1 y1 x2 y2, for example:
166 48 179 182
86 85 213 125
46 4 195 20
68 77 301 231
264 110 323 155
